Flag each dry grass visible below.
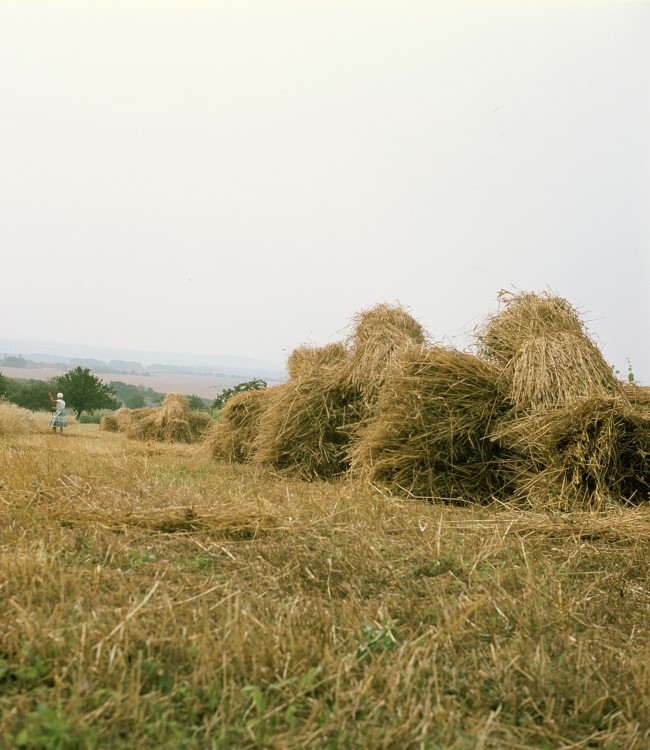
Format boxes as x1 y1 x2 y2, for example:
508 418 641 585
1 424 650 749
0 398 39 435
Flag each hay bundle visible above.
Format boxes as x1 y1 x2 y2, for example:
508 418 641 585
125 394 205 444
622 383 650 416
343 303 430 408
99 414 119 432
253 374 363 480
506 331 622 411
206 387 273 463
495 395 650 508
477 291 586 365
100 407 135 433
349 346 509 502
124 407 157 438
286 342 349 380
188 410 214 438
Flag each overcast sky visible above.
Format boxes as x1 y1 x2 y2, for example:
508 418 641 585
2 0 649 380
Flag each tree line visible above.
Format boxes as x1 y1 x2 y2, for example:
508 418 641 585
0 367 257 419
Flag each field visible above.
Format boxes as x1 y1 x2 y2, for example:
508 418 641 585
0 367 253 401
1 415 649 749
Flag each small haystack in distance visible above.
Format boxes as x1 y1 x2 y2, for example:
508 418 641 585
349 346 509 502
286 342 349 381
206 387 273 463
125 393 210 444
343 302 430 408
253 374 362 480
496 395 650 508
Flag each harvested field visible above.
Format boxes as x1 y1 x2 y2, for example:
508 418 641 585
2 421 650 749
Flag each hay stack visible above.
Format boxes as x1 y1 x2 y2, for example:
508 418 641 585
349 346 509 502
99 414 119 432
343 303 430 408
286 342 349 381
477 291 586 365
477 291 622 412
506 331 622 411
125 394 207 444
253 373 363 480
206 387 273 463
495 395 650 508
100 407 134 433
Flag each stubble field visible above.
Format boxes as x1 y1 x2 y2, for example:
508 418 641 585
1 418 649 749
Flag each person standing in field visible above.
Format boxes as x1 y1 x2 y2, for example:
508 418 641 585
48 391 68 434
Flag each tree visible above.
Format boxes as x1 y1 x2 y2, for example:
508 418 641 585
10 378 60 411
125 393 147 409
57 367 120 419
211 379 267 412
187 394 209 411
0 372 8 398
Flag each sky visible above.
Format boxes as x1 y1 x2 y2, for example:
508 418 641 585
2 0 649 381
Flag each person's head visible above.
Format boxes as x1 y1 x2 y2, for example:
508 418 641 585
57 392 63 399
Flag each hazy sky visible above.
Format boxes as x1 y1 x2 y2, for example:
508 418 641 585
2 1 649 380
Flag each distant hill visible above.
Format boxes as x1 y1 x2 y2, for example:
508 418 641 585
0 338 285 381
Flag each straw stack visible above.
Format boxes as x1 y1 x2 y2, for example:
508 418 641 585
495 395 650 508
343 303 430 410
206 387 274 463
479 290 647 507
100 407 133 433
253 373 362 480
125 394 212 444
349 346 509 502
286 342 349 381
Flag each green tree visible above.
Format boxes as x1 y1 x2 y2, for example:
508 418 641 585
57 367 120 419
0 372 8 398
187 394 209 411
10 379 60 411
125 393 147 409
211 379 267 412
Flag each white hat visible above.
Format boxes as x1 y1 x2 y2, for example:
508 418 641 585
57 393 63 399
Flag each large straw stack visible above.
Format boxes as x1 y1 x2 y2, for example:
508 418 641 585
253 374 362 480
286 342 349 380
495 395 650 508
343 303 430 409
349 346 509 502
478 291 622 411
480 290 646 507
206 387 274 463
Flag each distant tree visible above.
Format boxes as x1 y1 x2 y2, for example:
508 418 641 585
125 393 147 409
10 379 60 411
211 379 267 412
2 355 26 368
187 394 209 412
0 372 9 398
57 367 120 419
